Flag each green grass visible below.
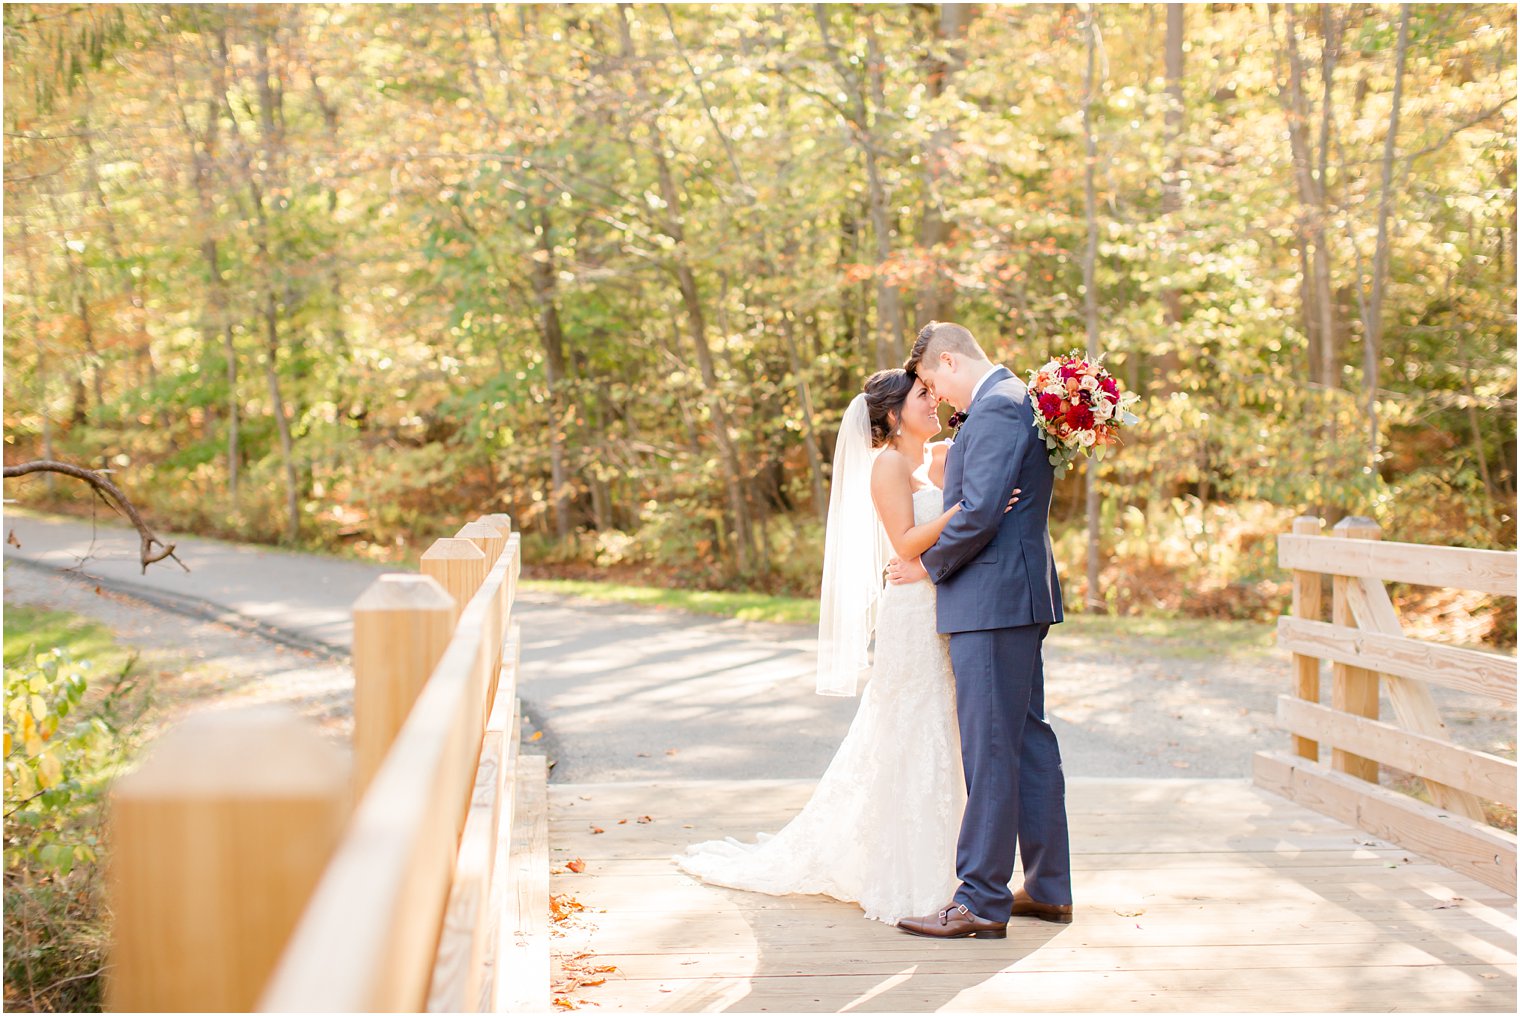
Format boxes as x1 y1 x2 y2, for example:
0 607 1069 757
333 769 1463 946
520 579 819 624
3 603 130 672
1050 611 1278 662
3 604 142 1015
521 577 1279 658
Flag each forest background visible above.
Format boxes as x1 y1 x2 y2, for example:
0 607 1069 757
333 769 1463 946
4 2 1516 633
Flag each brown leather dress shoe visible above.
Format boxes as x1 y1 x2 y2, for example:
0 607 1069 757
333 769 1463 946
1010 886 1073 924
897 903 1008 939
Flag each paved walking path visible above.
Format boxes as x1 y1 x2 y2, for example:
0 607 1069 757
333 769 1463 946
11 508 1501 787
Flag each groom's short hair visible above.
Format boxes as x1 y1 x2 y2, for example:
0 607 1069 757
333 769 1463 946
905 321 985 373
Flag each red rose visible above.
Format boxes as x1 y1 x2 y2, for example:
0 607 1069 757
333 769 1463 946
1037 392 1063 420
1065 403 1094 430
1100 375 1119 401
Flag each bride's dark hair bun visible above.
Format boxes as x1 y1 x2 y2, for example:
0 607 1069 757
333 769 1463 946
863 368 916 448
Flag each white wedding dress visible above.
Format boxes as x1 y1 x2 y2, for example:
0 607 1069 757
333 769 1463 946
675 485 966 925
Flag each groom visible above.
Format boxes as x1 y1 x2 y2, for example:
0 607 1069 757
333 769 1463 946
889 321 1073 939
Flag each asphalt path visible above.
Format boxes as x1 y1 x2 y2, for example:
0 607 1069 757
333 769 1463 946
2 509 1402 785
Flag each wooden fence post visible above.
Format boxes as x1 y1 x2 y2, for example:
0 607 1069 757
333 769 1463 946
353 574 456 797
456 521 504 568
107 707 349 1012
1331 516 1381 782
421 537 487 628
1336 527 1491 821
1290 515 1324 761
476 519 516 721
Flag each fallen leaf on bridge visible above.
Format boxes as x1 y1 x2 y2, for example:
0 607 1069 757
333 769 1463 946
590 825 605 834
551 893 585 923
567 858 586 873
529 731 544 741
636 815 653 824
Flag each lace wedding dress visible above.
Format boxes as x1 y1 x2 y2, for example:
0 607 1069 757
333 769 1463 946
675 485 965 925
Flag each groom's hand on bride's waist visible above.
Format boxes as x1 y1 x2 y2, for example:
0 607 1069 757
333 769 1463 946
886 556 930 585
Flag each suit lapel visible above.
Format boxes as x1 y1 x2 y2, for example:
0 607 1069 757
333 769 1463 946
968 366 1014 413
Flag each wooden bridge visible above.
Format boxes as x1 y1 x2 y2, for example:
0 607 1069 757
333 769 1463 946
102 515 1515 1012
549 778 1513 1012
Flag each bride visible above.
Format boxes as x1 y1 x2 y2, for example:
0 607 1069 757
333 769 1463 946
674 368 1018 924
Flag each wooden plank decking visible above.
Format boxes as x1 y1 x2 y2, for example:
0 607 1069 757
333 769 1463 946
548 778 1516 1013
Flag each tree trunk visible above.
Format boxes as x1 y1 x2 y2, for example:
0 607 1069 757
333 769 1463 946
79 104 159 402
915 3 972 325
1278 3 1337 390
1157 3 1185 392
816 5 902 368
1313 6 1341 390
1463 359 1497 516
1082 8 1104 613
15 197 58 496
532 209 575 541
617 3 752 572
863 13 903 367
44 191 106 418
1363 5 1410 470
780 310 829 523
262 293 301 543
224 13 300 543
170 37 240 500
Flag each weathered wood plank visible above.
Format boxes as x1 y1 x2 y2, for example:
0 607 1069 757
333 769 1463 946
1276 617 1516 705
577 938 1517 976
564 912 1516 948
553 973 1513 1015
1328 519 1382 782
426 730 505 1012
1342 573 1497 820
1254 751 1516 895
477 700 519 1011
497 753 550 1014
259 541 515 1012
550 778 1516 1014
1289 516 1325 760
1278 696 1516 807
1277 532 1518 597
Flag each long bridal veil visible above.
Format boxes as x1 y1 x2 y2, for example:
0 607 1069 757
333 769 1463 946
815 393 891 697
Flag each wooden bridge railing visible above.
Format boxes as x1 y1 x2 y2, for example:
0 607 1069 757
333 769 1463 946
105 513 535 1012
1254 515 1518 895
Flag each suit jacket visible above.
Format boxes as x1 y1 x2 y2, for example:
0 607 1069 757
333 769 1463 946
921 366 1065 634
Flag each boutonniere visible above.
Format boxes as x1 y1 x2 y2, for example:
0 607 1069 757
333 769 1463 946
947 409 969 433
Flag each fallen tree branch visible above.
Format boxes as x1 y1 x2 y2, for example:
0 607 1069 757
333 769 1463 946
3 459 189 574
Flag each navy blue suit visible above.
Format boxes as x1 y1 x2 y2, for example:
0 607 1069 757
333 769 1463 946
921 366 1072 919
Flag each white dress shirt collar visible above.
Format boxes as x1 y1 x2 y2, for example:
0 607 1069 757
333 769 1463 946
968 364 1006 407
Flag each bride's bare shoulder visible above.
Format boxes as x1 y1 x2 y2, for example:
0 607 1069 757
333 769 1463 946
871 446 914 485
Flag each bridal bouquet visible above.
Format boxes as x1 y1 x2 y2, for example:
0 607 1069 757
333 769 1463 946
1027 352 1140 478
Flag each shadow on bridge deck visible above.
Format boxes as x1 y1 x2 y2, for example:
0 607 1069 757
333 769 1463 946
547 778 1515 1013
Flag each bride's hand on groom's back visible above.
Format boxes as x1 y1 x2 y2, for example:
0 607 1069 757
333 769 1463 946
887 487 1019 585
886 556 929 585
